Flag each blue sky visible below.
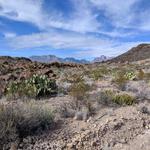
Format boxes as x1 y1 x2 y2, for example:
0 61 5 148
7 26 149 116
0 0 150 59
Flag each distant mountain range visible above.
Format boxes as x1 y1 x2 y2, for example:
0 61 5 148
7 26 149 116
30 55 111 64
92 55 113 63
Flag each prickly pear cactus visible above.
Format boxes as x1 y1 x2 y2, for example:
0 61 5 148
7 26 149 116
6 74 58 99
124 72 136 80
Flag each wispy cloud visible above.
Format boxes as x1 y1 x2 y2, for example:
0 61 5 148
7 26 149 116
3 32 16 38
8 30 112 50
75 41 149 58
0 0 100 33
0 0 150 58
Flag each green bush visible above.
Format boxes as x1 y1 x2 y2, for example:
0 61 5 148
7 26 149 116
6 74 58 100
112 94 135 105
0 102 54 147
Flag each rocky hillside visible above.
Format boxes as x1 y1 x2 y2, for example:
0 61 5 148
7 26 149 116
111 44 150 63
0 56 84 96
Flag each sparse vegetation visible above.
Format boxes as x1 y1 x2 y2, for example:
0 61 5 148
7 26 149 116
96 90 115 106
112 71 128 90
0 102 54 147
89 66 109 81
6 74 58 100
69 76 90 101
0 51 150 149
112 94 135 105
137 69 145 80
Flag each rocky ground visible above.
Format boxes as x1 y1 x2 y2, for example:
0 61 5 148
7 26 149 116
10 99 149 150
1 56 150 150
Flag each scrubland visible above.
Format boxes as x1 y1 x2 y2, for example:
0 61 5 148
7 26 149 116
0 59 150 150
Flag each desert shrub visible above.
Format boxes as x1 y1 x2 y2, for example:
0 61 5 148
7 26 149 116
137 69 145 80
112 71 127 90
112 94 135 105
96 90 115 106
91 69 103 81
112 70 136 90
0 102 54 147
6 74 58 100
0 80 5 98
90 66 109 81
125 81 150 100
144 73 150 81
69 80 90 101
58 103 76 118
69 75 92 111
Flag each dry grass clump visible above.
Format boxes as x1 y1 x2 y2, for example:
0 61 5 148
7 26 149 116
0 102 54 148
144 73 150 81
95 89 135 106
137 69 145 80
112 94 135 105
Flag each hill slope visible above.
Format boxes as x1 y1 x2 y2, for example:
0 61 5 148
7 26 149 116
0 56 84 97
111 44 150 63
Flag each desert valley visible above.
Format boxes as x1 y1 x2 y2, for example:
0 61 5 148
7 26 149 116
0 44 150 150
1 1 150 149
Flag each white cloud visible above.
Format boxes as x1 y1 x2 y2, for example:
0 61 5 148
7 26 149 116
75 41 150 58
90 0 139 28
1 0 150 58
0 0 100 33
0 0 44 27
3 32 16 38
8 30 113 50
8 30 149 58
